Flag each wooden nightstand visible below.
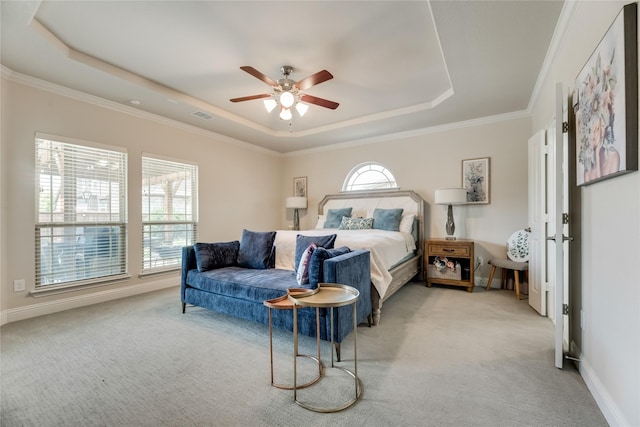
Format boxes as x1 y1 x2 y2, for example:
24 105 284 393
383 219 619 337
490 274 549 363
425 239 475 292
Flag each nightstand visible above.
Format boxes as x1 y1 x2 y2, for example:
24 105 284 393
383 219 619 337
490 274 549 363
425 239 475 292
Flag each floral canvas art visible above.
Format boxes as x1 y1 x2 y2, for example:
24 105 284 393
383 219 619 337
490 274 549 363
575 3 638 186
462 158 490 204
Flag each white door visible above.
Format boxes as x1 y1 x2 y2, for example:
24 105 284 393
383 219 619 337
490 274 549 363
553 83 568 369
529 130 547 316
527 130 546 316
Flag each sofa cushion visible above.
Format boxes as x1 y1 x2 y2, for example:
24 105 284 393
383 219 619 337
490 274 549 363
308 246 351 287
323 208 352 228
194 241 240 272
373 208 404 231
186 266 301 303
294 234 337 271
237 229 276 269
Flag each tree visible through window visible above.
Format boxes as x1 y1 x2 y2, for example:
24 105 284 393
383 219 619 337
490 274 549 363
343 162 398 192
142 156 198 272
35 136 128 288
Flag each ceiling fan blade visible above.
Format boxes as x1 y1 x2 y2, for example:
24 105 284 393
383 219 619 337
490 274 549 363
300 94 339 110
294 70 333 91
240 66 278 87
230 94 272 103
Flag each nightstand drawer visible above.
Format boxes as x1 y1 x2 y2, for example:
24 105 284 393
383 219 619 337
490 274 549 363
428 245 470 257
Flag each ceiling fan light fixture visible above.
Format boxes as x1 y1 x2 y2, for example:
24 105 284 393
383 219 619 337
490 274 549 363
279 91 295 108
295 102 309 117
279 107 292 121
263 98 277 113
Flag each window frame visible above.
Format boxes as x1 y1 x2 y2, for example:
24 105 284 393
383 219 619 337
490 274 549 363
141 154 198 275
34 133 129 291
342 161 398 192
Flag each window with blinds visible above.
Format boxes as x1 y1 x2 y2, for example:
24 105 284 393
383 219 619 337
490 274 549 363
342 162 398 192
35 136 128 288
142 155 198 273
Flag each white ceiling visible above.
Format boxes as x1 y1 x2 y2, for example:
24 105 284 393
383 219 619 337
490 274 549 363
1 1 564 153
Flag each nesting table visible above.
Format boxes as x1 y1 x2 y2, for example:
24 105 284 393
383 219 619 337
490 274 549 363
287 283 362 413
263 288 322 390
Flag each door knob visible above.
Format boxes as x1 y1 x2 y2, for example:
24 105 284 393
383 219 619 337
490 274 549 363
547 234 574 242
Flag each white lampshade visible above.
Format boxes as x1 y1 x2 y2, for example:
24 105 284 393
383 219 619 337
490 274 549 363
263 98 277 113
295 102 309 117
286 196 307 209
279 91 295 108
435 188 467 205
279 108 292 120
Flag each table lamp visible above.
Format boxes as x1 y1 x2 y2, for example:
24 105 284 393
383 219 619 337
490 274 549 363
435 188 467 239
286 196 307 230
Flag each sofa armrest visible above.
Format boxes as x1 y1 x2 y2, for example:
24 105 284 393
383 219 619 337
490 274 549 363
181 246 197 301
322 249 372 341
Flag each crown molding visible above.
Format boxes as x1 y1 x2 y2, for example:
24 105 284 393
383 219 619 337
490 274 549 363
284 109 531 157
527 0 580 111
1 65 281 157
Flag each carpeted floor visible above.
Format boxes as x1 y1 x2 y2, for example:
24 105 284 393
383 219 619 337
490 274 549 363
0 282 607 426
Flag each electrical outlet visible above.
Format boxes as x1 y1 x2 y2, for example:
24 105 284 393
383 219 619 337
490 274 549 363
477 256 484 266
13 279 26 292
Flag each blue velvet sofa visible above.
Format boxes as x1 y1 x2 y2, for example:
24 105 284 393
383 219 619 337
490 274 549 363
180 231 372 360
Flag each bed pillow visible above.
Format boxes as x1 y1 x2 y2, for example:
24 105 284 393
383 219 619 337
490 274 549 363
194 241 240 272
294 234 337 271
308 246 351 287
295 243 317 286
323 208 352 228
373 208 404 231
339 216 374 230
399 214 416 234
237 229 276 269
315 215 326 229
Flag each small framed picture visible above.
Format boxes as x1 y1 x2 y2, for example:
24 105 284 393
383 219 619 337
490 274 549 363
293 176 307 197
462 157 490 204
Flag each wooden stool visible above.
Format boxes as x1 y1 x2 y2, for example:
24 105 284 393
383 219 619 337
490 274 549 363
485 258 528 300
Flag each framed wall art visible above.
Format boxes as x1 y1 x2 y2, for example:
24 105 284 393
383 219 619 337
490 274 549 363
293 176 307 197
462 157 490 204
574 2 638 186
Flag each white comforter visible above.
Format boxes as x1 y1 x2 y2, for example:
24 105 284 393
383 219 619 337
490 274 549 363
274 229 416 298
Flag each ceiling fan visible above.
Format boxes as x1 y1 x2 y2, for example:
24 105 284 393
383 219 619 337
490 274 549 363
230 65 339 120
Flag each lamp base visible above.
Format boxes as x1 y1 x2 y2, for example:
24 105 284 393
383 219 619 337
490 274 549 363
293 208 300 231
445 236 457 240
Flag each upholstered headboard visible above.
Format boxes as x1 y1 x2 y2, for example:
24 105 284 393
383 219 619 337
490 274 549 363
318 190 425 249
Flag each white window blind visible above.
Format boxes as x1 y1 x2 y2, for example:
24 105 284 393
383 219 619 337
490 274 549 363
35 136 128 288
142 155 198 273
343 162 398 192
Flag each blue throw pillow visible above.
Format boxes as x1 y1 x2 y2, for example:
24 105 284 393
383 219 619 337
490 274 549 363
237 229 277 269
294 234 337 271
323 208 352 228
373 208 404 231
194 241 240 272
308 246 351 287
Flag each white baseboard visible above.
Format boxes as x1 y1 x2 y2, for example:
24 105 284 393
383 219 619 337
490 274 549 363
580 357 629 427
0 278 179 326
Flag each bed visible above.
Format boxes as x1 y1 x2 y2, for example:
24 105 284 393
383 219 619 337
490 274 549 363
275 190 424 325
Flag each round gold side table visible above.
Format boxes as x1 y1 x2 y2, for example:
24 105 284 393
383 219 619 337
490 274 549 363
263 288 322 390
288 283 362 413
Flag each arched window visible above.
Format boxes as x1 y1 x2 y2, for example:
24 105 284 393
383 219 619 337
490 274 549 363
342 162 398 192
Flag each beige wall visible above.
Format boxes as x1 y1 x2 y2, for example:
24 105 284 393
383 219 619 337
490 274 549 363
530 2 639 426
1 77 283 317
282 116 532 283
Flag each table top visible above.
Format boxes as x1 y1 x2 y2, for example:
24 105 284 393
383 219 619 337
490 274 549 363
288 283 359 308
263 288 309 310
